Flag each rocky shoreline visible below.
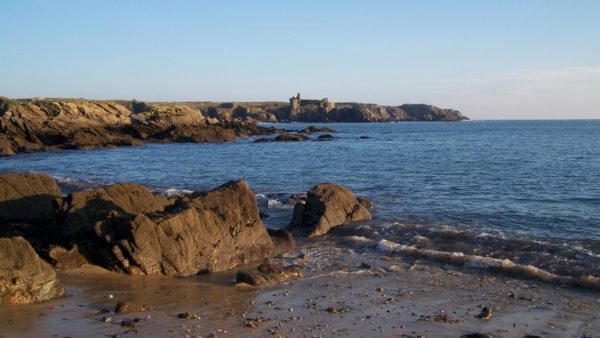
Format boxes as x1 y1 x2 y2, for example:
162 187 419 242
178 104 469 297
1 172 599 337
0 172 370 304
0 97 467 157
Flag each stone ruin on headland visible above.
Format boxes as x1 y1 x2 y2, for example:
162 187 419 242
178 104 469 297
289 93 335 114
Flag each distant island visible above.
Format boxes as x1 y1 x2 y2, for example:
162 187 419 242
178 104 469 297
0 95 468 156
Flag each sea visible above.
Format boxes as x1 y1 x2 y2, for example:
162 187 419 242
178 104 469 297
1 120 599 286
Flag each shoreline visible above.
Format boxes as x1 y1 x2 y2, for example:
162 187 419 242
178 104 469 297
1 242 598 338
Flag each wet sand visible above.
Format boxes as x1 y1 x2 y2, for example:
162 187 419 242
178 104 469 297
1 241 599 338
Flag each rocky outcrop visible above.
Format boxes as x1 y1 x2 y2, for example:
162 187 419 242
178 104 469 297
0 98 277 157
0 236 65 304
298 125 336 133
74 180 274 276
290 183 372 237
254 133 310 143
0 172 62 223
274 133 309 142
0 173 278 278
285 103 467 123
0 96 467 156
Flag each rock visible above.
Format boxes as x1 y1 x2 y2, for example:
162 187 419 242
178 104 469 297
0 236 65 304
290 202 305 227
461 334 494 338
477 306 492 320
60 183 170 236
114 301 153 313
359 262 373 269
0 98 278 157
359 136 370 139
235 260 303 287
315 134 335 140
273 133 308 142
325 306 350 314
177 312 199 320
298 125 336 133
356 197 373 210
48 245 88 270
254 138 274 143
88 180 274 276
0 173 62 222
120 319 138 328
290 183 372 237
288 193 307 203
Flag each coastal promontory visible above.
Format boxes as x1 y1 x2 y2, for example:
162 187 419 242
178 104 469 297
0 96 468 156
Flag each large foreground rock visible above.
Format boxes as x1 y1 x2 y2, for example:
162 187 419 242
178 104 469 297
0 173 278 278
0 236 65 304
291 183 372 237
0 173 62 222
85 180 275 276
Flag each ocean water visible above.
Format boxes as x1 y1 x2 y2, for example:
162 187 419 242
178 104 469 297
1 120 599 284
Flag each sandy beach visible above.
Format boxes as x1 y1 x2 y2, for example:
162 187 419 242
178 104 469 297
2 239 598 338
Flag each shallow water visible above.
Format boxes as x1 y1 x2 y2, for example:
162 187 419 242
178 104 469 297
1 120 599 282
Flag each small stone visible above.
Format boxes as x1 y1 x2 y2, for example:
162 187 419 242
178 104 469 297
178 312 199 320
114 301 152 313
120 320 136 328
477 307 492 320
359 262 373 269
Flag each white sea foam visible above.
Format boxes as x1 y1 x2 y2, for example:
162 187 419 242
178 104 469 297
267 198 284 208
375 239 600 290
162 188 193 198
345 235 375 245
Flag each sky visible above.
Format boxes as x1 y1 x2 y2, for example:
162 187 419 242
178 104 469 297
0 1 599 120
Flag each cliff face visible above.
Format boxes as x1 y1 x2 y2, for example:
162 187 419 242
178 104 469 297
0 98 271 156
196 101 468 123
277 103 467 123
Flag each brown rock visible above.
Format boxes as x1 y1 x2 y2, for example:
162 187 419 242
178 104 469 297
48 245 89 270
0 173 62 222
90 180 275 276
235 259 303 287
291 183 372 237
274 133 308 142
114 301 153 313
357 197 373 210
298 125 336 133
0 236 65 304
0 98 277 156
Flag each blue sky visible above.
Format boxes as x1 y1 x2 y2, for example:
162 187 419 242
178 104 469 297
1 1 599 119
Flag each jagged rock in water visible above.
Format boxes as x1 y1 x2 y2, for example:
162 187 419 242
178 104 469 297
290 183 372 237
0 236 65 304
298 125 336 133
274 133 309 142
